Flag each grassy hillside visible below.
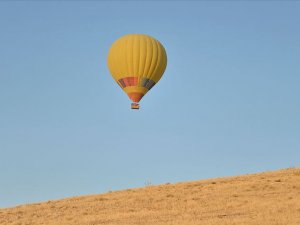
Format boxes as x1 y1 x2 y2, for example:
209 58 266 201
1 168 300 225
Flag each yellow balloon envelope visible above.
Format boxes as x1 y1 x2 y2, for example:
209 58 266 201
107 34 167 109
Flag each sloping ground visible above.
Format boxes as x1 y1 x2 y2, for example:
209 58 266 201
1 168 300 225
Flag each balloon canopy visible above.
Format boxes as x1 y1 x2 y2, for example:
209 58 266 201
107 34 167 109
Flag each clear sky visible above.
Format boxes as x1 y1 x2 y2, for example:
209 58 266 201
0 1 299 208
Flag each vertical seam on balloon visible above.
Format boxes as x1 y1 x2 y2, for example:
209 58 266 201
131 36 134 79
114 42 121 79
151 40 158 82
147 37 155 80
151 40 161 83
137 36 145 86
136 35 140 83
132 35 136 81
122 38 127 78
124 38 129 78
141 36 148 86
125 37 130 79
144 38 153 81
129 36 133 77
118 41 124 79
149 37 158 80
119 37 126 77
137 36 142 86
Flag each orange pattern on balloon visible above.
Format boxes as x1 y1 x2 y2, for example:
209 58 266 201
127 93 144 103
118 77 139 87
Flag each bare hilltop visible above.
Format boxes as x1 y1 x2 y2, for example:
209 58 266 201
1 168 300 225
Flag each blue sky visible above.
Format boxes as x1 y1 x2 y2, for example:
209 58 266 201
0 1 299 208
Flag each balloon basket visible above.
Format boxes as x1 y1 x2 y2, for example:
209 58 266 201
131 103 140 110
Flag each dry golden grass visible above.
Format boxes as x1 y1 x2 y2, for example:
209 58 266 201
1 168 300 225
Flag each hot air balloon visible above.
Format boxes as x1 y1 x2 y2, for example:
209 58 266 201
107 34 167 109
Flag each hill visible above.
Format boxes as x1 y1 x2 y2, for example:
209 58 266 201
1 168 300 225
